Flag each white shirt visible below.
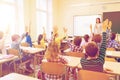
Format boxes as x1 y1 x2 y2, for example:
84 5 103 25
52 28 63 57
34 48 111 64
94 23 102 34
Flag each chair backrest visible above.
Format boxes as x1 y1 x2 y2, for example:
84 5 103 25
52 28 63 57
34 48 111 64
21 42 30 47
66 52 84 57
7 48 20 58
78 70 110 80
105 57 116 62
41 62 66 75
106 48 115 51
34 44 44 48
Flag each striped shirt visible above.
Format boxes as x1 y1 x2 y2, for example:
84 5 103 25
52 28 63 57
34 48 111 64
80 32 106 72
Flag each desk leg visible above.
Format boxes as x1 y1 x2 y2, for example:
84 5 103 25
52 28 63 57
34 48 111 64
0 64 2 77
116 75 119 80
13 61 16 73
33 54 37 77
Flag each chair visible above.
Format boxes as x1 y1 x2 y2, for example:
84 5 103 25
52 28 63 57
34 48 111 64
21 42 30 47
65 52 85 79
105 57 116 62
7 48 31 74
33 44 45 64
33 44 44 48
66 52 85 58
7 48 21 58
78 70 110 80
40 62 67 80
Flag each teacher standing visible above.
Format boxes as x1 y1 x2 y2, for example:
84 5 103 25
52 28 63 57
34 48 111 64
94 18 102 34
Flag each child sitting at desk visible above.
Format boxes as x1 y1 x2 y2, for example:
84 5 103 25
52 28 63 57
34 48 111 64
37 40 68 80
0 31 7 54
80 19 107 72
107 32 120 50
11 33 33 74
81 34 90 49
67 36 83 53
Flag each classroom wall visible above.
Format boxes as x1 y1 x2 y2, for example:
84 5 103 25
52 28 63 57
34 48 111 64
24 0 120 40
53 0 120 36
24 0 37 41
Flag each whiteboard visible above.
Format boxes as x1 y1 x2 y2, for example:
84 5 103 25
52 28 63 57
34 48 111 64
73 15 101 36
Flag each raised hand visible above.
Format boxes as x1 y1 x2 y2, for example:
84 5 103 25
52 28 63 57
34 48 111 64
102 19 109 32
63 27 68 33
90 24 92 33
108 21 112 29
53 26 58 34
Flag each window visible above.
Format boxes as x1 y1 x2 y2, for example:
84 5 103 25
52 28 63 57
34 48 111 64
36 0 47 10
0 0 24 35
36 0 52 39
73 15 101 36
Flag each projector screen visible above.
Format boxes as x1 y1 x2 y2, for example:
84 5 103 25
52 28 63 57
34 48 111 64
73 15 101 36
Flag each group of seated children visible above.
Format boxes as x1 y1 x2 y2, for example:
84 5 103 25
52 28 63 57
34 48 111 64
37 19 114 80
1 18 120 79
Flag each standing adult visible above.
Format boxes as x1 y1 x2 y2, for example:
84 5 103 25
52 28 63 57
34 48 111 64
94 18 102 34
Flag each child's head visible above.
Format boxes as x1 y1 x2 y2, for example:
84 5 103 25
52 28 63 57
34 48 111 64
45 41 59 60
92 34 102 43
0 31 4 39
73 36 82 46
110 32 116 40
11 34 20 42
38 34 43 44
85 42 98 57
83 34 89 42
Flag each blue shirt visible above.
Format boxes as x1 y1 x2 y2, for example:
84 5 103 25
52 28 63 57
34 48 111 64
26 35 32 47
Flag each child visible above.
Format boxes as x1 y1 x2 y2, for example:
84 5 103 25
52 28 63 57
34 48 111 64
81 34 90 49
25 32 32 47
0 31 7 54
107 32 120 49
37 27 47 48
38 41 68 80
38 34 43 45
67 36 83 52
92 34 102 48
80 19 107 72
11 33 33 73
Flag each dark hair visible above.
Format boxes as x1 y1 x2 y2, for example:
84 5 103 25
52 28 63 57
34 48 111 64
38 34 43 44
73 36 82 46
92 34 102 43
85 42 98 57
26 32 29 36
84 34 89 42
111 32 116 40
96 18 101 23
